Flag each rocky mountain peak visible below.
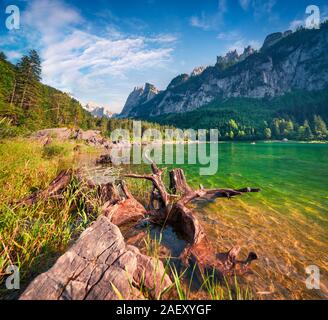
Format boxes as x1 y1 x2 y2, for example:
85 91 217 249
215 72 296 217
217 49 241 66
121 83 159 116
191 66 206 77
261 30 293 50
144 83 159 98
216 46 255 67
167 74 190 89
84 102 113 119
240 46 255 60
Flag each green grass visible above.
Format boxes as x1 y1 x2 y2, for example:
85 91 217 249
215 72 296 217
135 227 253 300
0 138 101 299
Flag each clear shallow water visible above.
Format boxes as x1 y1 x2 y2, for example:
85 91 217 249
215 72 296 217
174 142 328 300
78 142 328 300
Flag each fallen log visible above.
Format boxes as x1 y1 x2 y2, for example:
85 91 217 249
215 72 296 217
15 170 147 228
16 169 73 206
20 216 171 300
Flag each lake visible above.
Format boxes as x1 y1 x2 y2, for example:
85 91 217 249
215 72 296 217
79 142 328 299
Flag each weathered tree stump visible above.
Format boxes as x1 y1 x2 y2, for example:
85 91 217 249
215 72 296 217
126 164 260 276
101 181 147 227
20 216 171 300
17 158 260 299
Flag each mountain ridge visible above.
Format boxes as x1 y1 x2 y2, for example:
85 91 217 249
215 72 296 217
120 22 328 119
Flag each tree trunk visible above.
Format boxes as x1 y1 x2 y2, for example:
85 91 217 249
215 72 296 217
20 216 171 300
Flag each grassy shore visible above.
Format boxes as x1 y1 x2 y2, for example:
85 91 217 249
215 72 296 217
0 138 102 299
0 138 252 300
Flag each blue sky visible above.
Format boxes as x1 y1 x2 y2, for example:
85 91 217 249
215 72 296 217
1 0 328 112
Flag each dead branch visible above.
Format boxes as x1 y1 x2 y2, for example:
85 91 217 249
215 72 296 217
15 169 73 206
126 166 260 276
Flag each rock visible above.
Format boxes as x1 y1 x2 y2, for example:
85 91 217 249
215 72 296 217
130 246 172 299
20 216 171 300
31 128 72 141
31 128 112 149
261 32 284 50
167 74 190 89
191 66 206 77
120 83 159 117
239 45 255 61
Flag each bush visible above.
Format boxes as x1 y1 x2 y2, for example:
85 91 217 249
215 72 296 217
0 117 20 139
42 144 66 158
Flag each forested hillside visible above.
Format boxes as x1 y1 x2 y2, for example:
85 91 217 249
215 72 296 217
147 90 328 141
0 51 173 139
0 50 98 137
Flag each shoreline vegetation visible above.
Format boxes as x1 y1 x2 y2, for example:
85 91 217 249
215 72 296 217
0 136 256 300
1 129 328 300
1 49 328 144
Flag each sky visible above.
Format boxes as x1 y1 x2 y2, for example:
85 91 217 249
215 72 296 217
0 0 328 113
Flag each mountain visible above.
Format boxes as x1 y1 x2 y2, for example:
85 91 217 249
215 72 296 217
84 102 114 118
121 23 328 119
120 83 160 117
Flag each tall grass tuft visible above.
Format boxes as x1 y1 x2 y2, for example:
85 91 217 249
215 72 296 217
0 139 100 299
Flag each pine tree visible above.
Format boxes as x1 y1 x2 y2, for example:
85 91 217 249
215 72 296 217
15 50 42 111
313 115 327 139
0 52 7 61
303 120 314 140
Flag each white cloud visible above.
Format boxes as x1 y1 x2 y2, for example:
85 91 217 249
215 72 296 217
190 13 212 31
239 0 251 11
15 0 177 113
217 30 241 41
190 0 227 31
289 19 304 31
238 0 277 20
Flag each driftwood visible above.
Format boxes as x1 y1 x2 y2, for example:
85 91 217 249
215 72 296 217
17 158 260 300
126 165 260 276
96 154 112 165
20 216 171 300
15 169 147 228
16 170 73 206
101 181 147 227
